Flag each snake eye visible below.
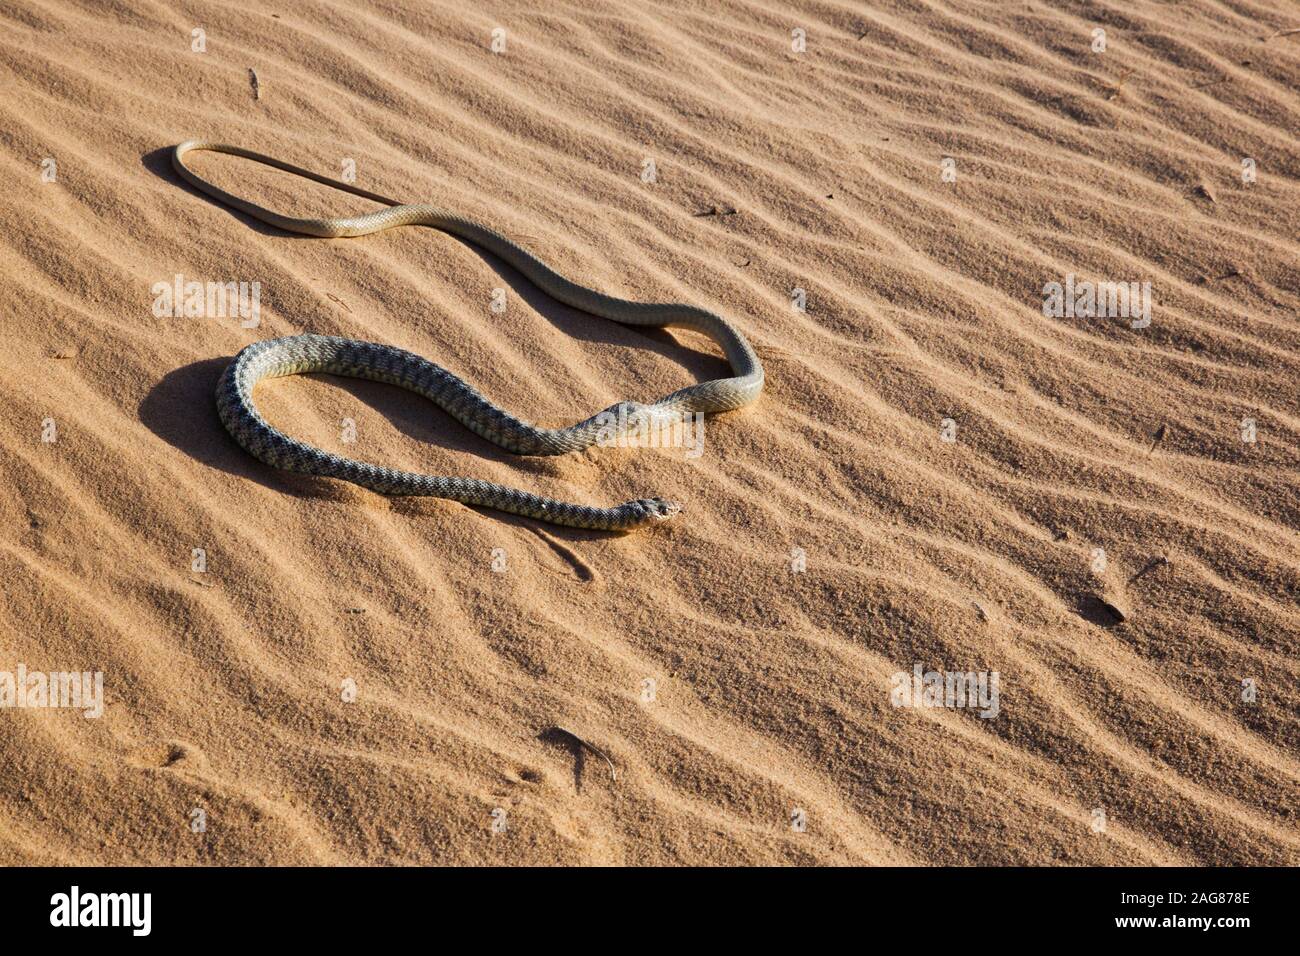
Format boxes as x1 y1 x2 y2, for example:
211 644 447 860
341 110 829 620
641 498 682 520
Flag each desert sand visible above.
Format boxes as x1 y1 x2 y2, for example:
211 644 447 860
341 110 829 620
0 0 1297 865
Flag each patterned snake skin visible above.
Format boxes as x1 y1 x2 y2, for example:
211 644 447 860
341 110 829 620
174 140 764 531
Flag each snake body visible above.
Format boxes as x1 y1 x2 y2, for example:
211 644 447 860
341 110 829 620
173 140 763 531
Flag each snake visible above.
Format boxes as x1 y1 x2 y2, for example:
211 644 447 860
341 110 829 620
172 140 763 531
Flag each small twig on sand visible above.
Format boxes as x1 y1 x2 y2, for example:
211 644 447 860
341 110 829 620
553 727 617 784
1106 68 1135 101
1129 555 1170 584
1262 27 1300 41
249 68 261 100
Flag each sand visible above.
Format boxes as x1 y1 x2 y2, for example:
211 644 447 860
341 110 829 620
0 0 1297 865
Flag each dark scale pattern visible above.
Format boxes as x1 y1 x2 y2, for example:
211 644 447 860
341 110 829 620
218 336 684 530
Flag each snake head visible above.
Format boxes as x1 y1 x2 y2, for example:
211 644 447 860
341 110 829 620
631 497 682 524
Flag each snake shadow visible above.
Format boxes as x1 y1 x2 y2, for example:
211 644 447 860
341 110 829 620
456 232 726 374
139 357 651 543
139 356 335 500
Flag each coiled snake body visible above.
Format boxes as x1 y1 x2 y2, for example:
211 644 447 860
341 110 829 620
173 141 763 531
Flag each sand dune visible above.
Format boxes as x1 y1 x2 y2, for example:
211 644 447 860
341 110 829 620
0 0 1297 864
